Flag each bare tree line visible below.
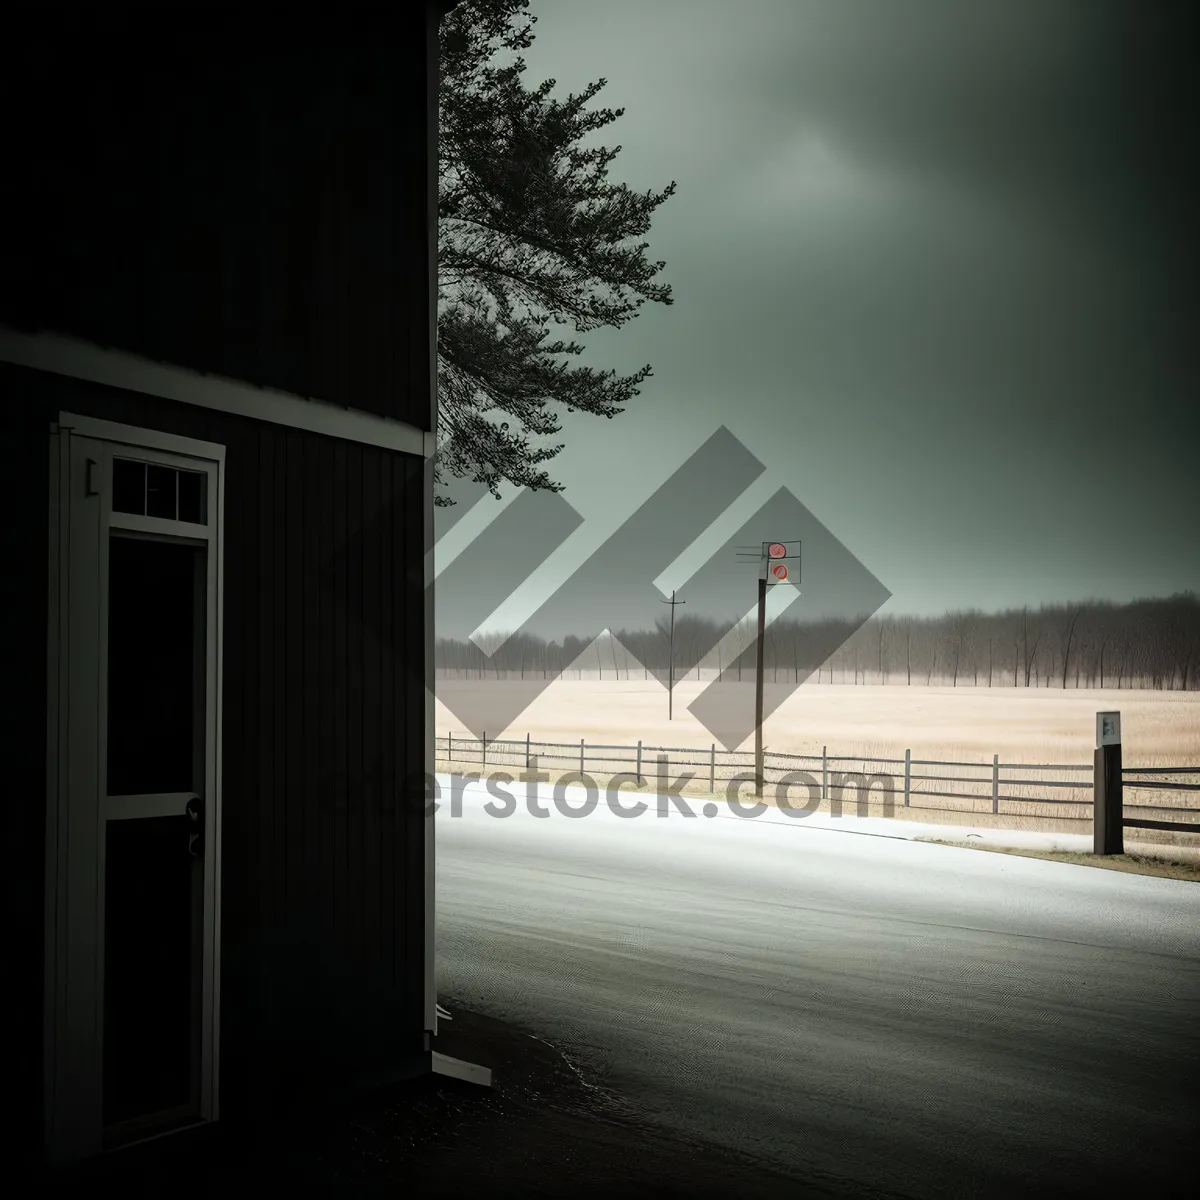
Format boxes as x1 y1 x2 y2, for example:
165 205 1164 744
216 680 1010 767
436 593 1200 690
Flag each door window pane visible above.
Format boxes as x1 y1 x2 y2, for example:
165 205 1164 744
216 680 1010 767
177 469 206 524
112 459 207 523
112 458 146 515
107 534 205 796
146 464 176 519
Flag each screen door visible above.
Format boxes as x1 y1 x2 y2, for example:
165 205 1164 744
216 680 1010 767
45 415 223 1162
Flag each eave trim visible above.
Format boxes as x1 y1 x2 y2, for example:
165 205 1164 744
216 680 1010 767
0 327 434 458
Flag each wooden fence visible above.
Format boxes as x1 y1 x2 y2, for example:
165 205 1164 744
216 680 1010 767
435 732 1200 829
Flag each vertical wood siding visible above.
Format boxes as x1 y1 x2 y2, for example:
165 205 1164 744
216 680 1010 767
1 366 430 1137
0 10 434 430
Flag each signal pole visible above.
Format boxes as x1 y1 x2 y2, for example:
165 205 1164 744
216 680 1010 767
755 571 767 797
736 540 800 797
660 588 686 720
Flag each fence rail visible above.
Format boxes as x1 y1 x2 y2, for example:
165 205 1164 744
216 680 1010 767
435 732 1200 827
1119 766 1200 836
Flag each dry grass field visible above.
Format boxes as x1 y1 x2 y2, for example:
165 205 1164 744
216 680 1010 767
915 840 1200 881
435 680 1200 845
437 679 1200 764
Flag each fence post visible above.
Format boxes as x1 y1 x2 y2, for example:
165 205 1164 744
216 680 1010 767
822 746 828 802
581 738 585 775
1094 711 1123 855
482 732 487 770
710 744 716 793
904 749 911 807
992 754 999 815
448 731 453 762
636 739 642 785
525 732 531 770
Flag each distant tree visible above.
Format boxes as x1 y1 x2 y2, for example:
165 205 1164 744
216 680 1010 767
1058 606 1083 689
436 0 676 503
429 594 1200 693
1022 608 1042 688
726 613 755 683
948 612 970 687
1167 593 1200 690
1096 629 1113 688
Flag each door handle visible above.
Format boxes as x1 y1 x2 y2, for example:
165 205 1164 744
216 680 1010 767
187 795 204 858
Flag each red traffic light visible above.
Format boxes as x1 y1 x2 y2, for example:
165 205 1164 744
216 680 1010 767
771 562 789 581
768 542 787 558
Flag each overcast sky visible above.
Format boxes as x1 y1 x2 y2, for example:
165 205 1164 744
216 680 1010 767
448 0 1197 621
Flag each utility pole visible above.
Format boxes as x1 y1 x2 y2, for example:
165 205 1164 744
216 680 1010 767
660 588 686 720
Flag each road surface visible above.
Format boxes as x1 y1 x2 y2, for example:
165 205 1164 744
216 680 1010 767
436 777 1200 1198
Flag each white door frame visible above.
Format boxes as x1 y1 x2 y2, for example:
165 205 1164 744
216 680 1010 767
45 412 225 1164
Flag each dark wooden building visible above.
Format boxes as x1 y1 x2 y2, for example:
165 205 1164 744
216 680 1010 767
1 0 465 1169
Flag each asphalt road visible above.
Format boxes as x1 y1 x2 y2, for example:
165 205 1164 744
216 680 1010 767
436 778 1200 1198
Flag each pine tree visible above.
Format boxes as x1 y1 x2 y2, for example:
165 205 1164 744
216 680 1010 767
437 0 676 504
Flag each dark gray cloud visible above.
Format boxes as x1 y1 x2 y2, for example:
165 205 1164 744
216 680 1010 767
479 1 1198 616
753 0 1193 268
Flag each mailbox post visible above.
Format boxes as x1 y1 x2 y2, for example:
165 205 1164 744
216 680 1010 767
1094 711 1123 855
